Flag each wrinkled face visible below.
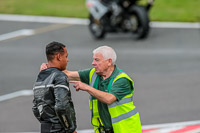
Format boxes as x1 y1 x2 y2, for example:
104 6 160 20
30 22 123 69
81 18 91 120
59 48 69 71
92 52 111 75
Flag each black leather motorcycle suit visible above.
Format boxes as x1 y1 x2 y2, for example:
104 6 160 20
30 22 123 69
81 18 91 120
32 67 76 133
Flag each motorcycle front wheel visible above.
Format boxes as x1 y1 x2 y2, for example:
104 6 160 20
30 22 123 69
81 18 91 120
88 14 106 39
129 5 150 39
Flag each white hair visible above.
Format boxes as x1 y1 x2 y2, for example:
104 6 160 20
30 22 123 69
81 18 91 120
93 46 117 64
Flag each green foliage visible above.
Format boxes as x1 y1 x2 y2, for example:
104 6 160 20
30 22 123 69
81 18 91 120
0 0 200 22
150 0 200 22
0 0 88 18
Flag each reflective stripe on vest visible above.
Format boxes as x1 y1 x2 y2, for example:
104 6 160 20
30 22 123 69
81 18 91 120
112 108 138 123
108 94 138 124
89 68 104 133
108 96 133 108
106 71 141 133
89 68 141 133
89 68 97 86
107 72 136 124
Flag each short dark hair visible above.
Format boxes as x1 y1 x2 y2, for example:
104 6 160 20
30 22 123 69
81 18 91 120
46 41 66 61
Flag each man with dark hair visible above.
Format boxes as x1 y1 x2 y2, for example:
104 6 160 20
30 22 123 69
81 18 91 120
32 41 77 133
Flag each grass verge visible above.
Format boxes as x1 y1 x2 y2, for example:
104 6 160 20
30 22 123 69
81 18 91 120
0 0 199 22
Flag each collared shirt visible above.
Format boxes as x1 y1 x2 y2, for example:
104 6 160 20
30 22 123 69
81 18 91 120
78 66 132 129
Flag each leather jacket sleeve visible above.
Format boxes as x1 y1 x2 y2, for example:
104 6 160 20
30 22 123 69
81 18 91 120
32 100 41 122
54 72 77 133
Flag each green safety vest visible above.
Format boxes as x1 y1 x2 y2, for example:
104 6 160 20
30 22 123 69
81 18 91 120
89 68 142 133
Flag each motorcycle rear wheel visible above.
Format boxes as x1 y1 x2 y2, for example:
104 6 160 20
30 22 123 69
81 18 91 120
129 5 150 39
88 14 106 39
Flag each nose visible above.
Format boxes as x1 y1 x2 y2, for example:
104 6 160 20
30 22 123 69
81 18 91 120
92 60 95 66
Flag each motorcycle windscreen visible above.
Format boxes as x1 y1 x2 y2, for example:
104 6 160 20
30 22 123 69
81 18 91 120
86 0 108 20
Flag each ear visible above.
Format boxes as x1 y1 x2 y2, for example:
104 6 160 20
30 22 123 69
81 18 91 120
108 58 113 66
56 53 61 61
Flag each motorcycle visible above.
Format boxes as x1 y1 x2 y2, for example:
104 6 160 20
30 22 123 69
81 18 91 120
86 0 154 39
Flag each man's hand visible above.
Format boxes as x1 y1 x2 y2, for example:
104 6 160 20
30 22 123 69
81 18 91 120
70 81 90 92
40 63 48 71
73 131 77 133
70 81 117 105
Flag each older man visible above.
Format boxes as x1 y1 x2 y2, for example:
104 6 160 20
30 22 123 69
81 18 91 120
66 46 142 133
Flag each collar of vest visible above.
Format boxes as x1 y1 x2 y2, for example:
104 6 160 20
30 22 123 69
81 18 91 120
89 66 121 83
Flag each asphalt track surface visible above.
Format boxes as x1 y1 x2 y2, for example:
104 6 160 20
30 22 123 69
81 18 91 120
0 15 200 132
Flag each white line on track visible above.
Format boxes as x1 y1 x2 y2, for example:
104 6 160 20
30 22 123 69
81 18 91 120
142 120 200 129
0 14 88 25
4 130 94 133
1 90 200 132
2 131 94 133
150 22 200 29
0 90 33 102
0 14 200 29
0 14 199 41
118 49 200 56
0 24 71 41
0 29 34 41
2 120 200 133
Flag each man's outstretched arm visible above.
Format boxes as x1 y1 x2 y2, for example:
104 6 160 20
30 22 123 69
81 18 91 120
40 63 80 81
70 81 117 105
63 70 80 81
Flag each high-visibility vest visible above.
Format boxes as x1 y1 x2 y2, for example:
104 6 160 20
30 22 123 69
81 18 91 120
89 68 142 133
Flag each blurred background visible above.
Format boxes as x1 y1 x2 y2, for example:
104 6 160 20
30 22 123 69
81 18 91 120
0 0 200 22
0 0 200 132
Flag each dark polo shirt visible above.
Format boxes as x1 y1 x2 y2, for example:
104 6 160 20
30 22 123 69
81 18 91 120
78 66 132 129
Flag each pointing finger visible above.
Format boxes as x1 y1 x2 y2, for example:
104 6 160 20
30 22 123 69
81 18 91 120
69 81 78 84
